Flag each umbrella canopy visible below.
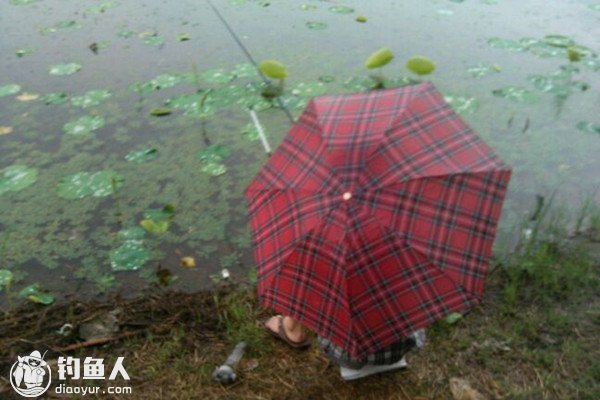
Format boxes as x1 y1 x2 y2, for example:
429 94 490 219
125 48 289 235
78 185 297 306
244 82 511 358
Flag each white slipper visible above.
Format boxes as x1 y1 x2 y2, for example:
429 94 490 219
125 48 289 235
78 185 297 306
340 357 408 381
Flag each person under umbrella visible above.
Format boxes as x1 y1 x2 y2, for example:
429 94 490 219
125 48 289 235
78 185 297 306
245 82 511 380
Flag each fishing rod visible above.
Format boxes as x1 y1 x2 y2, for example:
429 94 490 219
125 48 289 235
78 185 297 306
206 0 295 126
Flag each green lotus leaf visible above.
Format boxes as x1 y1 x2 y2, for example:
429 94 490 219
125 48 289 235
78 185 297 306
143 204 175 223
365 47 394 69
10 0 37 5
492 87 540 104
206 86 245 108
200 162 227 176
129 81 155 93
18 283 55 304
467 64 501 78
0 269 14 288
196 144 231 163
576 121 600 134
543 35 575 48
110 240 150 271
140 219 169 234
56 170 124 199
443 94 480 115
177 33 191 41
71 89 112 108
487 37 528 52
0 165 38 196
142 35 164 46
149 108 172 117
232 63 258 78
16 48 33 57
49 63 82 76
242 123 261 141
291 82 327 97
63 115 105 135
258 59 288 79
343 76 378 92
151 73 190 89
118 227 146 241
528 75 571 97
125 148 158 163
165 93 216 118
328 5 354 14
42 92 68 105
406 56 436 75
0 84 21 97
306 21 328 30
201 68 235 84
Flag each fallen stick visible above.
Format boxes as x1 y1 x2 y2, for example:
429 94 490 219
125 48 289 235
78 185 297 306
52 331 141 352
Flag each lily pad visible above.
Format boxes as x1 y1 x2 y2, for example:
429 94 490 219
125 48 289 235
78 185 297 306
291 82 327 97
343 76 378 92
467 64 501 78
300 4 318 10
0 165 38 196
110 240 150 271
86 0 119 14
306 21 328 30
56 170 124 199
576 121 600 134
0 270 13 288
487 38 527 52
528 75 571 97
141 34 164 46
118 226 146 241
278 95 309 110
49 63 82 76
144 204 175 223
365 48 394 69
232 63 258 78
492 87 539 104
125 148 158 163
9 0 37 4
41 20 82 34
15 48 33 57
140 219 169 234
329 5 354 14
406 56 436 75
197 144 231 176
0 84 21 97
542 35 575 48
166 93 216 118
42 92 68 105
18 284 55 305
201 68 235 84
150 73 191 90
117 30 136 38
71 89 112 108
242 123 261 141
258 59 288 80
200 162 227 176
63 115 105 135
443 94 479 115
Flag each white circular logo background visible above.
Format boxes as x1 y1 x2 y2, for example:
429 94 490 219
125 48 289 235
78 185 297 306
9 357 52 398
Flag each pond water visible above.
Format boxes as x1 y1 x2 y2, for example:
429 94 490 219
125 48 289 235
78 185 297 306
1 0 599 305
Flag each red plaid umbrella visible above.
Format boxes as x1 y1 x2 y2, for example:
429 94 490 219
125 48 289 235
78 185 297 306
244 82 511 358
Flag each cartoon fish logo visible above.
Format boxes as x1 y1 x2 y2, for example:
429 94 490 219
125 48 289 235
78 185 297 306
10 350 52 398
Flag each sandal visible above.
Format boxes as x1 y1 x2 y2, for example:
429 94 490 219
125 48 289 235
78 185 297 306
264 315 311 349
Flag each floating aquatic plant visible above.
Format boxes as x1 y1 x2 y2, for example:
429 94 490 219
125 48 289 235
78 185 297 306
576 121 600 134
40 20 82 34
242 123 261 141
492 87 540 103
197 144 231 176
232 63 258 78
177 33 191 41
0 84 21 97
291 82 327 97
356 16 367 23
15 48 33 57
166 93 216 118
49 63 82 76
110 240 150 271
18 283 55 305
125 148 158 163
0 165 38 196
365 47 394 69
406 56 436 76
9 0 37 5
443 94 479 115
258 59 288 98
201 68 235 84
71 89 112 108
56 170 124 199
467 64 501 78
329 5 354 14
149 108 172 117
306 21 328 30
63 115 105 135
42 92 68 105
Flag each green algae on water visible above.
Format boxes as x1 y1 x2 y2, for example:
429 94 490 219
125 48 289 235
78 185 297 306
0 165 38 196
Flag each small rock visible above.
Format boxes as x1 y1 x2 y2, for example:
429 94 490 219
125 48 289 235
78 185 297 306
78 309 121 340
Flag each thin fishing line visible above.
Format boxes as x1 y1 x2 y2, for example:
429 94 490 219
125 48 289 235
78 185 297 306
206 0 295 124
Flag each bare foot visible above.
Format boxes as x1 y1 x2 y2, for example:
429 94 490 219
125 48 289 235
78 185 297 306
264 315 307 344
